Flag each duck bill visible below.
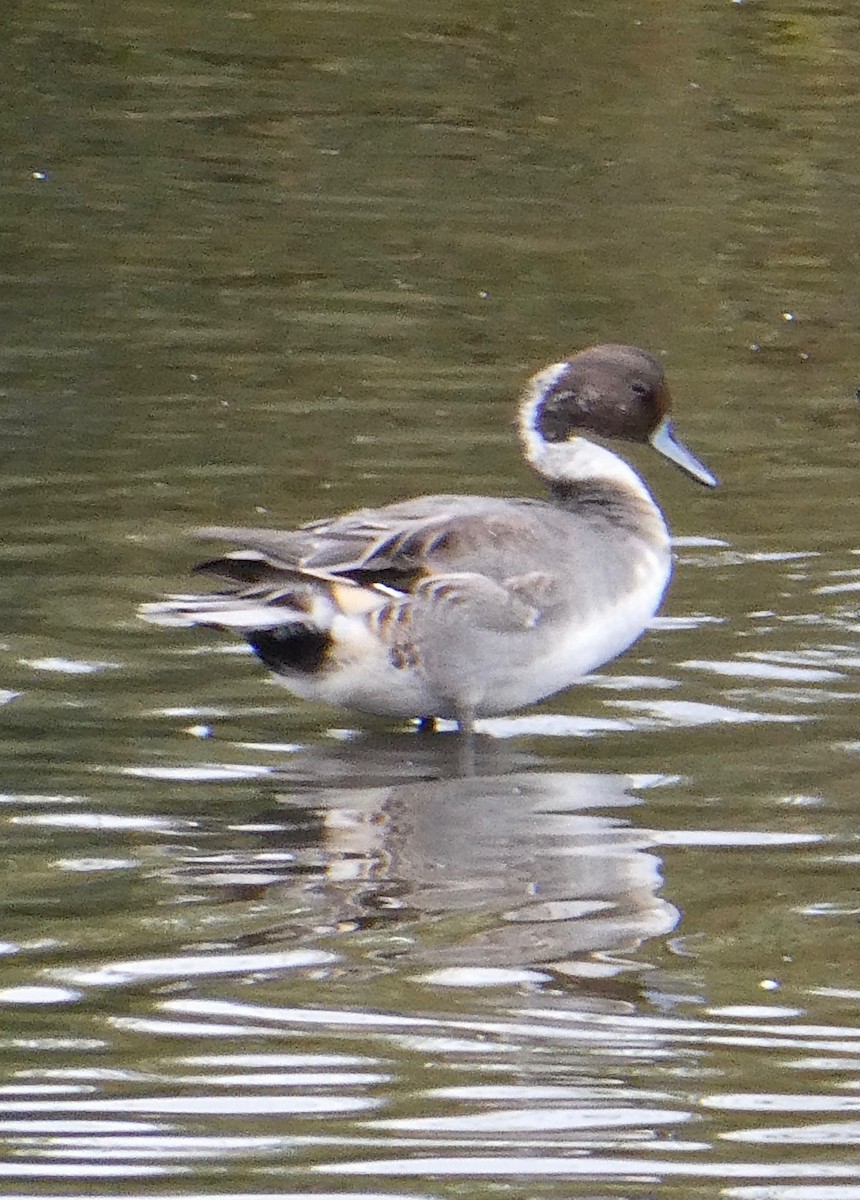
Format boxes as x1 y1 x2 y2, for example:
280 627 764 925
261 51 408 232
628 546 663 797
650 417 718 488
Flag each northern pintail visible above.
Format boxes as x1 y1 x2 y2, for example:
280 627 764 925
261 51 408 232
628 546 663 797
140 344 717 730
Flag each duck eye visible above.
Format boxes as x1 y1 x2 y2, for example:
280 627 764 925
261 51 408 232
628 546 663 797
630 380 650 402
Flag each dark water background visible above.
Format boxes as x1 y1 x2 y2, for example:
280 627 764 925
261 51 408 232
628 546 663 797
1 0 859 1196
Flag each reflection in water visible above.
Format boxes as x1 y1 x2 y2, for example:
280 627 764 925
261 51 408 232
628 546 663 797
34 737 679 988
148 736 680 981
2 741 858 1192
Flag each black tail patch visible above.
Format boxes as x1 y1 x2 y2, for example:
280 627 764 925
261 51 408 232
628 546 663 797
246 625 330 675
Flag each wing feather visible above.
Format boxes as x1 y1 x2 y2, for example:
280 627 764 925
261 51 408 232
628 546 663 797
195 496 557 592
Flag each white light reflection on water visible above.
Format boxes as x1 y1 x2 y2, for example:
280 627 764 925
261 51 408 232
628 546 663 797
314 1156 860 1180
54 949 338 988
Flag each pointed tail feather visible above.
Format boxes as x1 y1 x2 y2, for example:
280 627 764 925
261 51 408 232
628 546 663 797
138 596 306 631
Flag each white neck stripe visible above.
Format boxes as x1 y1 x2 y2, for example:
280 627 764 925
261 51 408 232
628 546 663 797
517 365 657 506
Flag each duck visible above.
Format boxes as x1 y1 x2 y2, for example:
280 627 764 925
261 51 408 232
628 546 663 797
140 344 717 731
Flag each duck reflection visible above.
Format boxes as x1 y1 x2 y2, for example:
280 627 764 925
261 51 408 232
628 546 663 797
229 733 679 980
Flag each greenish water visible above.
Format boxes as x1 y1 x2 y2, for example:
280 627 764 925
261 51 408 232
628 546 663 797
1 0 859 1196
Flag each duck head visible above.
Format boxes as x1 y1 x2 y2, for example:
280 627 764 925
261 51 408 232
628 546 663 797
519 343 718 489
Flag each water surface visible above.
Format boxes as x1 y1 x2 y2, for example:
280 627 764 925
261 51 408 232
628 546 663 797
1 0 859 1196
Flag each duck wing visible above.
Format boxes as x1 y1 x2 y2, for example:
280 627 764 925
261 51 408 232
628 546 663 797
194 494 559 593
